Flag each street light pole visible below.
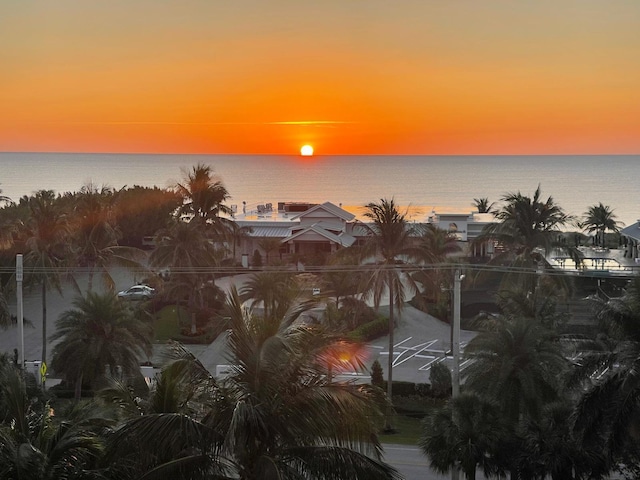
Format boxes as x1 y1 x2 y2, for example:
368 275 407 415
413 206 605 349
16 254 24 368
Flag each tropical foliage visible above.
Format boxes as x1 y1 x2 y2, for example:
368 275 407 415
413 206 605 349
357 198 418 405
101 289 400 480
476 185 576 264
69 183 148 292
581 202 621 248
472 197 494 214
176 163 233 239
572 276 640 477
16 190 73 367
0 357 106 479
421 393 506 480
50 291 153 399
475 185 580 296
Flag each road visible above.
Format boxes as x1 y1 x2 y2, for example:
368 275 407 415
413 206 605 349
383 444 446 480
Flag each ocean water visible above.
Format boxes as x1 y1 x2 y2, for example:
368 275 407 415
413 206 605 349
1 152 638 226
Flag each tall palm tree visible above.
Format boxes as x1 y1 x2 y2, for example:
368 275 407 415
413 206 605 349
18 190 72 368
104 289 401 480
581 203 621 248
474 185 579 294
472 197 495 214
176 163 233 238
476 185 575 263
360 198 418 406
50 291 153 400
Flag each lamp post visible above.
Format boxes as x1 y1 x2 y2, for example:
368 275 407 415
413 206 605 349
16 254 24 368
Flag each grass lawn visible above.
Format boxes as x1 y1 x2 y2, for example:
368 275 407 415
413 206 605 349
153 305 188 342
379 414 424 446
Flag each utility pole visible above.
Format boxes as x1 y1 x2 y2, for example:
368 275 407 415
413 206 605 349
452 269 463 398
451 269 464 480
16 254 24 368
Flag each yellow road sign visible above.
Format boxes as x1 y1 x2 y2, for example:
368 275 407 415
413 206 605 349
40 362 47 378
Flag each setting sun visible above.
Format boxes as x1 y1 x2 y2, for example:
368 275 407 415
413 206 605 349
300 145 314 156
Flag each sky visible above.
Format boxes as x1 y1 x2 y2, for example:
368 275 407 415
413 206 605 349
1 1 639 155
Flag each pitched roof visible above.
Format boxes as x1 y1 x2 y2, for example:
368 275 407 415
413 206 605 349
247 226 292 238
621 221 640 242
290 202 355 222
283 223 356 247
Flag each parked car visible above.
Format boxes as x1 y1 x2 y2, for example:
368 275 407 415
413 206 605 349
117 285 156 301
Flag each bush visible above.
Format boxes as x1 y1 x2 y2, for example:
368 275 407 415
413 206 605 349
347 315 388 342
429 361 452 398
377 380 431 397
370 360 384 387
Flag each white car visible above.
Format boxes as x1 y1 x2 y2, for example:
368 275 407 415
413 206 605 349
117 285 156 301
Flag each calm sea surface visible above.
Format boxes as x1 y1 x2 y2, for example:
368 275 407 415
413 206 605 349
1 153 637 226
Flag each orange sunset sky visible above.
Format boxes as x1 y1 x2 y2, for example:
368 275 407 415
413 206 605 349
1 1 639 155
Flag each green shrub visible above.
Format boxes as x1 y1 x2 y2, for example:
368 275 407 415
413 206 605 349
370 360 384 387
429 361 452 398
347 315 388 341
378 380 431 398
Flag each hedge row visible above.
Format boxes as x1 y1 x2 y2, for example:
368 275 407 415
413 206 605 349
347 315 389 342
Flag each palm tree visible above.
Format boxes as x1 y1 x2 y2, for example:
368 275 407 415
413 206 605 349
472 197 495 214
257 236 282 265
50 291 153 400
360 198 418 406
18 190 72 369
420 393 507 480
176 163 233 238
581 203 621 248
0 289 10 330
462 313 570 480
412 224 462 311
0 185 12 206
152 218 224 292
228 222 253 261
572 276 640 474
104 289 401 480
476 185 575 264
463 314 567 424
521 401 601 480
240 271 301 319
474 185 579 295
0 359 105 479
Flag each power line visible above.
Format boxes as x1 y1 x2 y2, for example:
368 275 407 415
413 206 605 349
1 262 636 278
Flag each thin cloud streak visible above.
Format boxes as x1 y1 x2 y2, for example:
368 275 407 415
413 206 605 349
31 120 358 126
